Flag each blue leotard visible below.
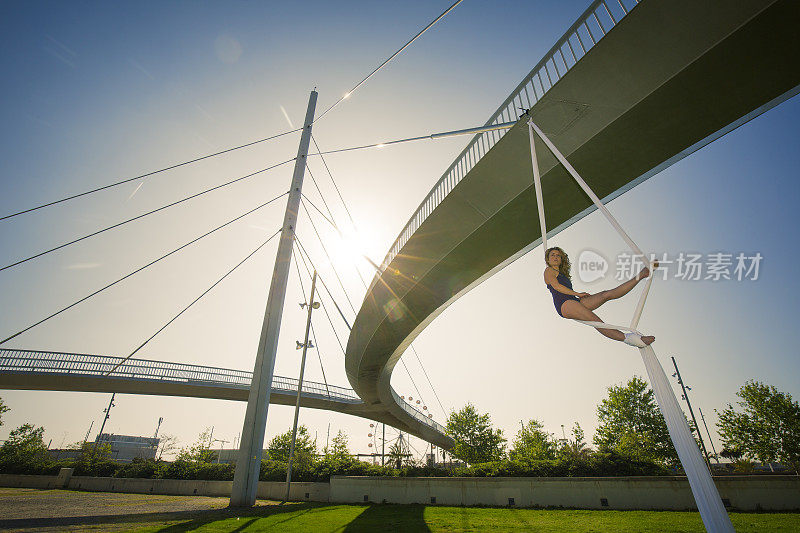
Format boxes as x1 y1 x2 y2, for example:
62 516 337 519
546 271 580 317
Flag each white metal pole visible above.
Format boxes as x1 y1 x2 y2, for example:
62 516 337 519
284 271 317 502
230 90 317 507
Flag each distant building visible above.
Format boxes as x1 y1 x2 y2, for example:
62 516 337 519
95 433 159 463
47 448 82 461
213 449 268 464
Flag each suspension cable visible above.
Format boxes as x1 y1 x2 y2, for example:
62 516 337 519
291 244 331 398
311 135 357 227
0 191 288 346
308 133 444 415
400 358 428 412
1 128 301 221
297 223 429 410
300 188 369 289
1 158 296 272
301 192 337 232
314 0 465 122
294 236 352 331
410 344 447 418
299 199 357 315
307 121 517 157
106 228 282 376
304 165 339 229
294 243 346 357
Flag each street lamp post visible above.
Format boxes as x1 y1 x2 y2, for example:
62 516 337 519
284 270 319 502
671 356 712 471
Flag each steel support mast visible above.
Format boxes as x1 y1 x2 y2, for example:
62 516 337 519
231 90 317 507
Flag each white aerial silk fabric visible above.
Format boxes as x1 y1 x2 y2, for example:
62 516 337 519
641 344 733 532
528 120 734 532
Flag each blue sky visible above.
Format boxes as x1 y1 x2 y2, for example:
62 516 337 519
0 1 797 458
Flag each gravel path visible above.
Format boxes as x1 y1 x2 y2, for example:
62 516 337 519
0 488 276 532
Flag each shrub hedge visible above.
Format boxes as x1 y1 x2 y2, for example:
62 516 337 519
0 451 669 481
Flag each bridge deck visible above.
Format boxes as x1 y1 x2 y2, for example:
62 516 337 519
0 349 440 431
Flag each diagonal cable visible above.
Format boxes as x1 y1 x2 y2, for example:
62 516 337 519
400 358 428 412
1 128 301 221
291 245 331 398
410 344 447 418
0 191 288 345
309 134 445 418
1 158 295 272
301 193 337 231
314 0 464 122
304 165 338 229
294 236 352 332
300 190 369 289
311 135 358 227
297 228 428 410
299 199 357 315
294 243 346 357
106 228 282 376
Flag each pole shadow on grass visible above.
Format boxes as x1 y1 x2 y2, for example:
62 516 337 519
342 504 431 532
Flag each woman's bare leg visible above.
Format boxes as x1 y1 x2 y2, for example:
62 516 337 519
580 264 655 311
561 300 655 345
560 300 624 341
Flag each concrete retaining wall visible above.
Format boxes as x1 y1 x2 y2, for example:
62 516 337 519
0 470 329 502
0 473 63 489
329 476 800 511
1 472 796 511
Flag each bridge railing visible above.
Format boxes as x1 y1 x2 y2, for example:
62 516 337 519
379 0 638 272
390 388 446 434
0 348 361 404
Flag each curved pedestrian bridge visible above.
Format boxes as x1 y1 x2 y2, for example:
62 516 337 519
0 348 443 437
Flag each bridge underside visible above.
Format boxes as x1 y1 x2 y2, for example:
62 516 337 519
346 0 800 446
0 371 409 431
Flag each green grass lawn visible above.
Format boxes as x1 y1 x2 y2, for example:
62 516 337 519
129 503 800 532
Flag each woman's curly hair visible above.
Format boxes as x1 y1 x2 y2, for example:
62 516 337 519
544 246 571 279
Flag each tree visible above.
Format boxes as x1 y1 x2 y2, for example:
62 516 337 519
157 434 179 460
0 397 8 427
594 376 678 465
317 430 354 471
719 447 742 462
446 403 505 464
0 424 49 467
559 423 592 460
324 430 351 461
717 380 800 473
176 428 217 463
510 419 556 462
69 440 113 465
387 435 410 469
267 426 317 469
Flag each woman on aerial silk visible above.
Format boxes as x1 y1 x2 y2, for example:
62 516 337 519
544 246 656 346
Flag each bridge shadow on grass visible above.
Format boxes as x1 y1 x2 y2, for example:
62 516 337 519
145 502 429 532
0 502 321 532
147 502 325 532
342 504 430 532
